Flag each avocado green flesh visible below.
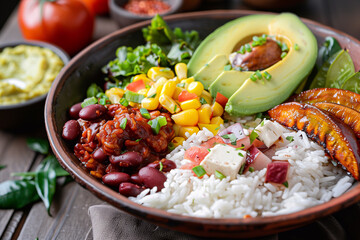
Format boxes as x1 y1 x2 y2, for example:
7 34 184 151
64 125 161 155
193 54 228 89
209 70 253 98
188 13 318 116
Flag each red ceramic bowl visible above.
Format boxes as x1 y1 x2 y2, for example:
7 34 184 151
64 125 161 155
45 10 360 238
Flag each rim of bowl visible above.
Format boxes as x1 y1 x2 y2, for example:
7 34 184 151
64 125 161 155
109 0 183 20
46 9 360 233
0 40 70 110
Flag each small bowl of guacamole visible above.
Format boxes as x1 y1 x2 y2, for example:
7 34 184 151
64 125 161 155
0 41 69 130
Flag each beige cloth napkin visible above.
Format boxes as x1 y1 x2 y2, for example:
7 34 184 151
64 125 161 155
88 204 360 240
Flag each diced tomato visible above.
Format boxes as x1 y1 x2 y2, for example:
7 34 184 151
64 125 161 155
126 79 145 92
215 92 228 108
200 135 225 149
178 90 198 102
265 161 289 184
184 146 209 165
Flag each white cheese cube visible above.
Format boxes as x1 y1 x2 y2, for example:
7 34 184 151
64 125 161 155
255 120 285 148
200 144 246 180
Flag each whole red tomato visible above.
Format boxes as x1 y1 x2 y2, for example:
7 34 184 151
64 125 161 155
18 0 95 55
80 0 109 15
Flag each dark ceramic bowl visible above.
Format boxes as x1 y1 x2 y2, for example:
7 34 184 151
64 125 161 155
109 0 183 27
45 10 360 238
0 41 69 131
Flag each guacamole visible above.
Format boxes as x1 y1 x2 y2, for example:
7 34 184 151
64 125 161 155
0 45 64 105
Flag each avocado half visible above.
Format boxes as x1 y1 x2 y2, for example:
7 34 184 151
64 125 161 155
187 13 318 116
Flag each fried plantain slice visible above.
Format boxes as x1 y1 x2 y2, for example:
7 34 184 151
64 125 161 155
268 102 360 180
290 88 360 112
313 102 360 139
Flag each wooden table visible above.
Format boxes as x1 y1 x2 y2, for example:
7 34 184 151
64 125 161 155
1 1 360 239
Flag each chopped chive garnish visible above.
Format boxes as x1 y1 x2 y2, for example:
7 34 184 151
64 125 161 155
99 98 107 105
140 108 151 119
215 127 220 130
238 152 244 157
148 93 157 98
168 142 175 151
159 162 163 171
249 131 259 144
81 97 98 108
255 70 262 79
120 98 129 107
215 170 226 180
224 64 232 71
221 133 237 145
263 71 272 80
120 118 127 130
176 83 185 88
281 52 287 59
262 34 268 38
124 90 145 103
238 45 245 54
286 136 294 142
192 165 206 177
250 75 257 81
260 119 265 127
281 43 289 52
239 163 246 175
207 149 211 152
135 138 142 142
236 144 245 150
245 43 252 52
199 97 207 105
283 181 289 188
249 167 255 172
148 116 167 134
294 43 300 51
174 105 177 112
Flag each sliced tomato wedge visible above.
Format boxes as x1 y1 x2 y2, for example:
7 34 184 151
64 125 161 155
126 80 145 92
215 92 228 108
178 90 198 102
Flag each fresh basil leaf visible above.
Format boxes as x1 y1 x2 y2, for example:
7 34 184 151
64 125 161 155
0 179 40 209
35 168 56 216
26 138 49 155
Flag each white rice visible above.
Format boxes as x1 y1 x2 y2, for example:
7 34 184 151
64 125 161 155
130 120 354 218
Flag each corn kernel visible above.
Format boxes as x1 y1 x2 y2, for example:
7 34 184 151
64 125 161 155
159 95 180 114
105 87 125 98
137 88 149 96
173 124 181 136
198 104 212 124
210 116 224 125
171 109 198 126
171 137 185 147
172 86 183 100
180 77 195 89
129 102 140 108
198 123 220 136
180 99 201 110
160 80 176 97
147 67 175 80
187 81 204 96
179 126 199 139
141 97 159 110
212 101 224 117
175 63 187 80
200 90 213 104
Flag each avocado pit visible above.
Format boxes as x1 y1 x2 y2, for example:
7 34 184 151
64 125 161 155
230 39 282 71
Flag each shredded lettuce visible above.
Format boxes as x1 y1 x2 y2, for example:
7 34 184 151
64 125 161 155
103 15 200 89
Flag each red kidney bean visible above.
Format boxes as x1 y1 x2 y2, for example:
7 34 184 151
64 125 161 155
119 182 143 197
109 152 143 167
138 166 166 190
102 172 130 187
62 120 80 140
69 102 82 119
130 173 143 185
147 159 176 172
79 104 107 120
93 148 107 163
